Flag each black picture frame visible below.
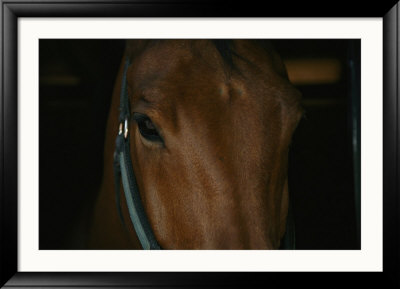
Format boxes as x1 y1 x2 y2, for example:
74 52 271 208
1 1 399 288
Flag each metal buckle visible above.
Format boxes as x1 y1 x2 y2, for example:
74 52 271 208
124 118 129 139
118 118 129 139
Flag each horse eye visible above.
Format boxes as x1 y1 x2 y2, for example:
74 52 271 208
133 113 163 143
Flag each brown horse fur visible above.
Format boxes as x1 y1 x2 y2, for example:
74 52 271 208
88 40 302 249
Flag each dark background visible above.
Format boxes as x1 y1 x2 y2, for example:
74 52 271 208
39 39 360 250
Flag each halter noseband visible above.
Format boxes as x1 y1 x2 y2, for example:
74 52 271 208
113 59 161 250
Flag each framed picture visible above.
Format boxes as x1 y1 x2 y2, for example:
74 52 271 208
1 0 399 287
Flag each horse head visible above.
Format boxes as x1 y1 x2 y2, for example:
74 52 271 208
90 40 302 249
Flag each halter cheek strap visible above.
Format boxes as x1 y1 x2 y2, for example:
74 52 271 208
113 59 161 250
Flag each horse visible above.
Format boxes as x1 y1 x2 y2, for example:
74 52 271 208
88 40 302 249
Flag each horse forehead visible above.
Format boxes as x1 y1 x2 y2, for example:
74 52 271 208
130 40 295 114
131 42 227 101
133 43 223 86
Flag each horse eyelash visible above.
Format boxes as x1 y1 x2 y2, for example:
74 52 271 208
132 113 147 123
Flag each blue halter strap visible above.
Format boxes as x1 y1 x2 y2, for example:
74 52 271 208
113 59 161 250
